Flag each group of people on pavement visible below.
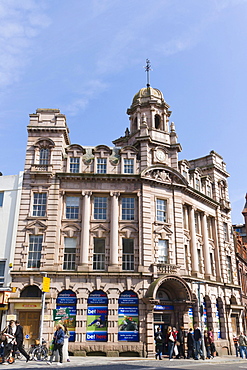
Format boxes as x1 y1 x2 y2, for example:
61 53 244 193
0 319 30 364
154 324 216 361
233 332 247 358
0 320 70 365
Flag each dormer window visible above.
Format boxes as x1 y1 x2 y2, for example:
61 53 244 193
124 159 134 174
155 114 161 129
195 178 200 191
97 158 107 174
70 157 80 173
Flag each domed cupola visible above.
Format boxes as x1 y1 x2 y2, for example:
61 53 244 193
131 86 165 107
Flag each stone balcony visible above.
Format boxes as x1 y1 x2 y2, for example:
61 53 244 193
219 199 231 212
30 164 53 174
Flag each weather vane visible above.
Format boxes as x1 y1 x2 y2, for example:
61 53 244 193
144 59 152 87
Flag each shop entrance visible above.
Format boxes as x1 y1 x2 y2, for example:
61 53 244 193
19 311 40 346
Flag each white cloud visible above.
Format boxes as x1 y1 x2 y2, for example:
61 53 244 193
0 0 51 89
65 79 108 116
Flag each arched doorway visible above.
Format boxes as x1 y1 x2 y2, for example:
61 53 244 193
144 275 193 356
18 285 42 345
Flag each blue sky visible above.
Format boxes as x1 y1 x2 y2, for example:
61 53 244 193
0 0 246 224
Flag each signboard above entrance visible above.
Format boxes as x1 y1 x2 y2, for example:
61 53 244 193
154 305 174 311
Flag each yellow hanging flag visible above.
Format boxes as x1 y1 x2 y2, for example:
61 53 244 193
42 277 50 292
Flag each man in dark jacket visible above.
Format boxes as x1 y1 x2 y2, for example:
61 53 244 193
187 328 194 359
154 327 164 360
194 325 202 360
13 320 30 362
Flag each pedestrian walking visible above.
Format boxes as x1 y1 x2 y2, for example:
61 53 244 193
177 326 186 359
208 328 216 358
233 334 239 357
1 320 16 364
63 324 70 362
204 330 211 359
238 332 247 359
166 326 177 361
154 327 163 360
47 324 65 365
193 325 202 360
13 320 30 362
187 328 194 359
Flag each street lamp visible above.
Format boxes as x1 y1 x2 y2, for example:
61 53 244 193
192 281 205 360
39 272 49 345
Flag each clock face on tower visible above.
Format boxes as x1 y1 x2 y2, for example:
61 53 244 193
156 149 166 162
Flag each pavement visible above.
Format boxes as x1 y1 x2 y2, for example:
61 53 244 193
0 355 246 368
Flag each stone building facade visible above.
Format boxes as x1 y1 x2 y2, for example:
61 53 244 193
10 85 241 356
233 195 247 333
0 172 23 329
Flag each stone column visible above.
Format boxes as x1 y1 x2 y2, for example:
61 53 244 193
108 192 120 272
78 191 91 271
189 206 199 275
201 213 211 278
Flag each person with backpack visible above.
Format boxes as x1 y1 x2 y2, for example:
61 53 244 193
238 332 247 359
154 327 164 360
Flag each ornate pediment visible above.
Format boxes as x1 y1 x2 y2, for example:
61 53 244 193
141 166 187 186
120 225 138 238
90 224 109 238
25 220 47 234
61 223 81 238
154 224 173 239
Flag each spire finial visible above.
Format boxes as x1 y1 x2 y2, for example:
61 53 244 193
144 59 152 87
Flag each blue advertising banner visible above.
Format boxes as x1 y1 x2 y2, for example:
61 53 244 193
118 291 138 305
118 306 139 342
87 306 108 342
87 290 108 305
56 290 77 342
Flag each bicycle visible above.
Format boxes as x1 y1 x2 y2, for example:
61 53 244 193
28 340 48 361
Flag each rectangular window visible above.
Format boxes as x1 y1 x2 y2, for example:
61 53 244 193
122 197 134 220
0 261 5 287
197 249 202 273
182 170 187 179
33 193 47 217
156 199 167 222
63 238 76 270
66 196 79 219
70 157 80 173
158 240 169 263
194 212 200 234
207 185 211 197
0 192 4 207
223 222 229 242
226 256 232 282
93 238 105 270
39 148 49 165
210 252 215 276
94 197 107 220
195 178 200 191
184 245 189 272
97 158 107 174
183 206 188 229
27 235 43 268
207 217 214 239
124 159 134 174
122 238 134 271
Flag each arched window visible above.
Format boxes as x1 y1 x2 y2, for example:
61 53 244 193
155 114 161 129
39 148 50 165
56 290 77 342
118 290 139 342
20 285 42 297
133 117 137 132
87 290 108 342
